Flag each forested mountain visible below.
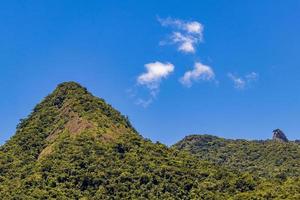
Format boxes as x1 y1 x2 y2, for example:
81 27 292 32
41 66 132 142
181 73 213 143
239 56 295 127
174 134 300 179
0 82 300 199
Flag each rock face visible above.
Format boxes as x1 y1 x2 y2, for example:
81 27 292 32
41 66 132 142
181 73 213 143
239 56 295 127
272 129 288 142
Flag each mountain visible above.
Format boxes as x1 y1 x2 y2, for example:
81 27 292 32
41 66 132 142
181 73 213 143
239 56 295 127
174 134 300 179
0 82 300 199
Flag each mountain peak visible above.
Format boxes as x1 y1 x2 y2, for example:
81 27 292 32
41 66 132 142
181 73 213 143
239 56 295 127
32 81 90 113
57 81 87 89
56 81 87 91
8 82 136 160
52 81 89 103
272 129 288 142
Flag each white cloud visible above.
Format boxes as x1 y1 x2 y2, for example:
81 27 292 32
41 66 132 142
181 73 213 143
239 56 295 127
137 61 174 90
185 21 203 34
171 32 197 53
158 17 203 35
158 17 204 53
133 62 175 107
180 62 215 87
228 72 259 90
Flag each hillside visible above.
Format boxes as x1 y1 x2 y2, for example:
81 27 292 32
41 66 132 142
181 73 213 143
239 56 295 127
0 82 300 199
174 134 300 179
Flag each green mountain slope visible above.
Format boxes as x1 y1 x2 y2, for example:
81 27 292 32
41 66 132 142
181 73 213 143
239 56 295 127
0 82 300 199
174 134 300 179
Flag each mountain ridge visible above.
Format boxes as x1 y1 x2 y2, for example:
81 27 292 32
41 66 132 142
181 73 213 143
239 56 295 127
174 134 300 179
0 82 238 199
1 82 300 199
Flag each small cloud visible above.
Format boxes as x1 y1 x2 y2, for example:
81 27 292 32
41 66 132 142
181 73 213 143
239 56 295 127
158 17 203 35
158 17 204 54
185 21 203 34
228 72 259 90
132 61 174 107
171 32 197 53
137 61 174 91
227 73 246 89
180 62 215 87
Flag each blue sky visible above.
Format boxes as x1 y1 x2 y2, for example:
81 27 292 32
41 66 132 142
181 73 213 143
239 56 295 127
1 0 300 145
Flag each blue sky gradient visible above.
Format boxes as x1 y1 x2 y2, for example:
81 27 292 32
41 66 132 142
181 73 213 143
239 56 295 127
1 0 300 145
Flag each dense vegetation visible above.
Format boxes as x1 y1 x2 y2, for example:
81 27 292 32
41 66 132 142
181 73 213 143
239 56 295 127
0 82 300 199
174 135 300 198
174 135 300 179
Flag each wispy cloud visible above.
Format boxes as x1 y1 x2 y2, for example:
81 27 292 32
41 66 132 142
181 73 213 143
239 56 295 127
158 17 204 53
246 72 259 82
228 72 259 90
180 62 215 87
171 32 198 53
228 74 246 89
135 98 154 108
158 17 203 35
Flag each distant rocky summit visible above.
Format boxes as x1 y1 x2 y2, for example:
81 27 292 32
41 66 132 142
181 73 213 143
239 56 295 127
272 129 288 142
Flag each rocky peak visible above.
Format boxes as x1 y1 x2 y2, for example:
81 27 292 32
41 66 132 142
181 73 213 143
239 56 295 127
272 129 288 142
